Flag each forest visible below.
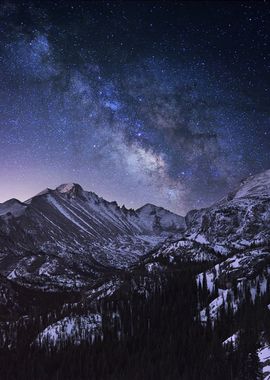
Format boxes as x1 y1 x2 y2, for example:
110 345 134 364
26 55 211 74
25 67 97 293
0 263 269 380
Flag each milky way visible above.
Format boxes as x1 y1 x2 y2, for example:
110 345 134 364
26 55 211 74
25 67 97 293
0 1 269 214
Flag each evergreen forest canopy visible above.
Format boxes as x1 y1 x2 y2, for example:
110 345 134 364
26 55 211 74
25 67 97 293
0 263 269 380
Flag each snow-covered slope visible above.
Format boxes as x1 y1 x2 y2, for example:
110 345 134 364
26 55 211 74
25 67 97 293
234 169 270 199
134 203 185 234
153 169 270 264
35 314 102 348
258 344 270 379
184 170 270 248
0 183 185 288
143 169 270 324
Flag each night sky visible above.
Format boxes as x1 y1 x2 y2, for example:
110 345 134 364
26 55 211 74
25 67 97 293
0 1 270 214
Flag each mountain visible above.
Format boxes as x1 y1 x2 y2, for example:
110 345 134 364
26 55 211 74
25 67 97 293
136 169 270 378
0 183 185 289
2 172 270 378
151 169 270 263
146 169 270 325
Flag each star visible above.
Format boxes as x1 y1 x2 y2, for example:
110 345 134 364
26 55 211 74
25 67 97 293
0 1 269 215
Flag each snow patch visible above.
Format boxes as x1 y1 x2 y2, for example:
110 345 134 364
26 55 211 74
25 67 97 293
258 345 270 380
35 314 102 348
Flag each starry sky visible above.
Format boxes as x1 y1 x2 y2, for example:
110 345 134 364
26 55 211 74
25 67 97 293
0 1 270 215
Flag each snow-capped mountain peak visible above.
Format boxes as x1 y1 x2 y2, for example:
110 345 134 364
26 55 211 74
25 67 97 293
233 169 270 199
149 168 270 284
135 203 186 233
56 183 84 195
0 182 185 287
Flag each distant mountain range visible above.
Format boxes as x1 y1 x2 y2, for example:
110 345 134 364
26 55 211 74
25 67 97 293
1 170 270 292
0 182 185 289
1 170 270 378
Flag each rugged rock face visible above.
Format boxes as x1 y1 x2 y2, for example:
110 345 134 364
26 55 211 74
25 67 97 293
147 169 270 331
187 170 270 247
0 183 185 289
152 169 270 263
2 170 270 295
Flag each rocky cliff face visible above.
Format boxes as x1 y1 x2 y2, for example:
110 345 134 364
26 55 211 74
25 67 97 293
146 169 270 332
0 183 185 289
151 169 270 262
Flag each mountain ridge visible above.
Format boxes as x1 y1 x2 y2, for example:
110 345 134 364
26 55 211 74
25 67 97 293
0 182 185 289
1 170 270 378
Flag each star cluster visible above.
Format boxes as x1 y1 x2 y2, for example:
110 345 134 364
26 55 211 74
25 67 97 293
0 1 269 214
